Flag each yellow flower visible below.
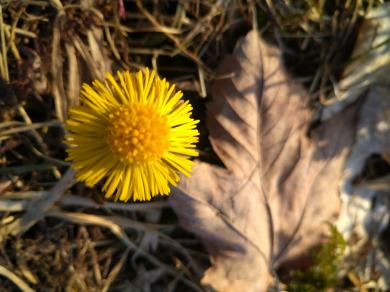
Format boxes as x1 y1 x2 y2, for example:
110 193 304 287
65 69 199 202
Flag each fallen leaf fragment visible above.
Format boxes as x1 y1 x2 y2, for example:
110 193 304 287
170 30 361 291
333 4 390 289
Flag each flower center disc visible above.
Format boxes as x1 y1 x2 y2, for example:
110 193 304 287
107 104 170 163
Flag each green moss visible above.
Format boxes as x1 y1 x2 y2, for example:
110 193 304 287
288 225 346 291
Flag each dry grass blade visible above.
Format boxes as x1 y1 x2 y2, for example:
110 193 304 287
0 265 35 292
2 23 37 38
87 27 111 80
72 34 107 80
0 5 9 81
13 106 49 153
60 194 169 211
1 191 47 200
65 42 80 107
58 195 202 276
51 11 66 121
46 211 133 247
0 199 27 212
135 0 211 75
49 0 64 10
0 169 75 241
0 120 61 138
101 248 130 292
46 210 202 292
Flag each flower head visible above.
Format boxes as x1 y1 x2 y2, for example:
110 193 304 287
65 69 199 201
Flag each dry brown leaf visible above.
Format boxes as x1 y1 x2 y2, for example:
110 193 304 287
170 30 362 291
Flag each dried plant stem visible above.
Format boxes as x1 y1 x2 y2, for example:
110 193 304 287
2 23 37 38
135 0 211 75
47 211 203 291
0 119 61 138
101 248 130 292
0 265 35 292
51 12 66 121
0 5 9 81
0 169 75 241
15 105 50 153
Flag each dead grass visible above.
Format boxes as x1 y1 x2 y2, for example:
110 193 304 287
0 0 386 290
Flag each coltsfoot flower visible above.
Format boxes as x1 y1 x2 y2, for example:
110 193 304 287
65 69 199 201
